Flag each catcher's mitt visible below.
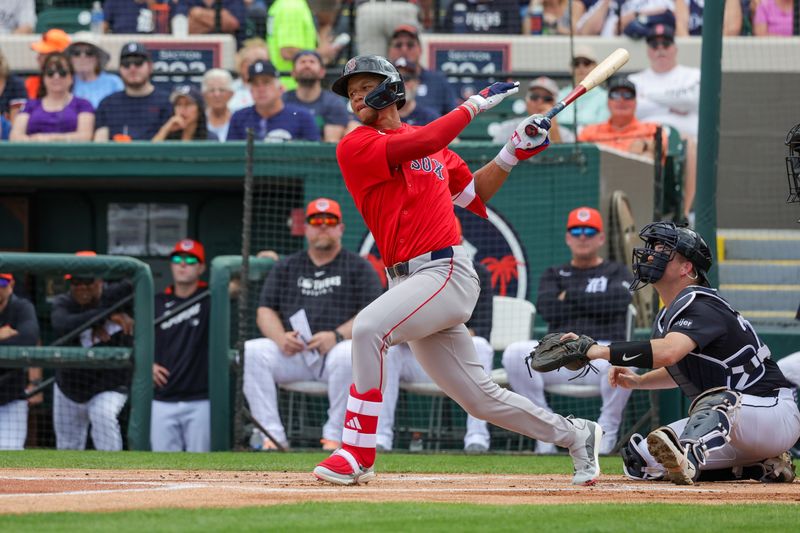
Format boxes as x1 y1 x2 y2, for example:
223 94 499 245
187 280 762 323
528 333 597 373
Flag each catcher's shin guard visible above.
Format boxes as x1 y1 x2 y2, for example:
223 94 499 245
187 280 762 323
314 384 382 486
680 387 741 466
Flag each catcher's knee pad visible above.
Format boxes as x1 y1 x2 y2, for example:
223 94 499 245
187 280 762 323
620 433 666 481
680 387 741 465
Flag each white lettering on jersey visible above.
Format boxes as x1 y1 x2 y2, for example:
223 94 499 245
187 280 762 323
297 275 342 296
584 276 608 293
159 302 201 330
675 318 693 328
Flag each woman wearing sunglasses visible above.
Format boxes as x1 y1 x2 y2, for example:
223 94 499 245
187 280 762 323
9 52 94 142
66 33 123 110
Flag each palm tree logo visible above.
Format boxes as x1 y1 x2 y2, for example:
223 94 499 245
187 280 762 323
480 255 523 296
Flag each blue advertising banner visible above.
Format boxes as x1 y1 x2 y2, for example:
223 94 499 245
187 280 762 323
428 43 510 101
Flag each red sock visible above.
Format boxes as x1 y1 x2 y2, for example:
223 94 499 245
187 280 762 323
341 384 382 468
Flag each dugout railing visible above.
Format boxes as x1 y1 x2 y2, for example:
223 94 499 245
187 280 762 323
0 252 154 450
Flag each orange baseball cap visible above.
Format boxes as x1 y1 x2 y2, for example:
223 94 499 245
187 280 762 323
31 29 72 54
170 239 206 263
0 273 13 282
306 198 342 221
567 207 603 232
64 250 98 280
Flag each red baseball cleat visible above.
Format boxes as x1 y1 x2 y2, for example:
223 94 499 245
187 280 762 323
313 448 375 486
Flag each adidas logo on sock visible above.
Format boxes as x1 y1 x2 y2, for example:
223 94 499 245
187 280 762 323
345 416 362 431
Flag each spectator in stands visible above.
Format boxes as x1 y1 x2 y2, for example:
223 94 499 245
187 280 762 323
492 77 574 144
502 207 634 455
152 239 211 452
753 0 795 36
227 59 320 141
51 252 134 451
524 0 582 34
184 0 246 44
355 0 420 56
442 0 521 34
0 273 40 450
153 85 216 141
0 0 36 34
0 116 10 140
308 0 342 45
229 39 270 113
104 0 171 34
376 218 494 453
94 42 172 142
577 0 675 37
10 53 95 142
555 45 609 135
202 68 234 141
26 28 71 99
628 24 698 219
243 198 382 450
0 50 27 123
387 25 457 117
675 0 743 36
393 58 439 127
283 50 353 142
67 33 124 110
578 77 666 157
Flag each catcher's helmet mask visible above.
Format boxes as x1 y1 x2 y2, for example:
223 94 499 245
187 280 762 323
332 55 406 110
785 123 800 205
630 221 713 290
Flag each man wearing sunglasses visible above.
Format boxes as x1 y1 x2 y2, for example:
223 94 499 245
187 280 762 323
152 239 212 452
578 77 666 158
51 252 134 451
501 207 634 456
0 273 40 450
555 45 610 135
243 198 383 451
94 42 171 141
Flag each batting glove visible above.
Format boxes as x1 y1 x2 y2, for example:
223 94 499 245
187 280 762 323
494 114 551 172
461 81 520 119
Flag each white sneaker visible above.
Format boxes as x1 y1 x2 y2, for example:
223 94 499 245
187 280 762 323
567 417 603 486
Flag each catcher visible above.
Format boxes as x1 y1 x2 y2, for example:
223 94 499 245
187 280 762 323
529 221 800 484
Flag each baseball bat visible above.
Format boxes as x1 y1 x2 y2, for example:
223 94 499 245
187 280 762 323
525 48 631 136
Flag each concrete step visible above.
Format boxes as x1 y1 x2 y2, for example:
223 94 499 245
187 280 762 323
718 261 800 285
718 229 800 261
719 284 800 312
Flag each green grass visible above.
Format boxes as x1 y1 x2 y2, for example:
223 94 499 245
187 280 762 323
1 503 797 532
0 449 622 475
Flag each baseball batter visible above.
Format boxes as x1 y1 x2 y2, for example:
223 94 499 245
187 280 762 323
569 222 800 484
313 55 603 486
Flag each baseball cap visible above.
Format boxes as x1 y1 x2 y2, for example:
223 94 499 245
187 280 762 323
528 76 559 96
646 24 675 43
293 49 322 65
572 45 598 64
567 207 604 232
0 273 13 287
64 250 98 281
120 41 150 60
248 59 278 79
391 24 420 41
30 29 71 54
306 198 342 221
170 239 206 263
608 77 637 96
170 85 203 106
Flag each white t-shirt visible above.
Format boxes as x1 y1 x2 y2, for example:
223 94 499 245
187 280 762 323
0 0 36 34
628 64 700 137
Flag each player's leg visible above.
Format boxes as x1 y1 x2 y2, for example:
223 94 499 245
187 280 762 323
182 400 211 453
53 383 90 450
242 337 313 448
463 336 493 452
501 340 557 454
596 359 635 454
0 400 28 450
375 343 409 451
150 399 185 451
87 390 127 451
322 340 354 446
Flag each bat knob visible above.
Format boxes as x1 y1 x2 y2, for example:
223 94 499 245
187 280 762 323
525 124 539 137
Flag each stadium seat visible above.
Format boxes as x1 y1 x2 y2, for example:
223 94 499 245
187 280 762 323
278 381 328 445
35 8 90 34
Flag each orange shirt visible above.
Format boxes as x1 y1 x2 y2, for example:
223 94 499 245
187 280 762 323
578 117 668 156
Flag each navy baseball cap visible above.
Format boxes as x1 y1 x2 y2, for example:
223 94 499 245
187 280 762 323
120 41 150 60
646 24 675 43
248 59 278 79
170 85 203 105
608 77 637 96
293 50 322 65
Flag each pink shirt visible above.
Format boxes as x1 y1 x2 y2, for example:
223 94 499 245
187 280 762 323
755 0 794 36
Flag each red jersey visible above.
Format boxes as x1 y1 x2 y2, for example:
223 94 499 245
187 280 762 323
337 122 486 266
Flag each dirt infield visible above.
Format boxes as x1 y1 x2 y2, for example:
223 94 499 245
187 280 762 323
1 469 799 514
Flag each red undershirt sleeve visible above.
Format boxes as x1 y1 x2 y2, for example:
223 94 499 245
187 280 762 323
386 107 471 167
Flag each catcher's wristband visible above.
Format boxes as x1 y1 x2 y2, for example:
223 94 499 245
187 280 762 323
608 341 654 368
